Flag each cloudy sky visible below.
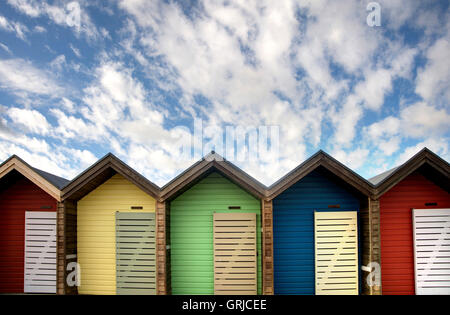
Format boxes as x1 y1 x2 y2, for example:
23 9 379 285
0 0 448 186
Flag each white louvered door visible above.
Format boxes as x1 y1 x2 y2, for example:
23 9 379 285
314 211 359 295
413 208 450 295
24 211 57 293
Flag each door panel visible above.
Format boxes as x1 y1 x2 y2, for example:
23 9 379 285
24 211 57 293
213 213 257 295
116 212 156 295
314 211 358 295
413 209 450 295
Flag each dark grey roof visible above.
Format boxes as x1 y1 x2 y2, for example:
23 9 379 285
31 167 70 190
369 166 399 185
0 154 69 190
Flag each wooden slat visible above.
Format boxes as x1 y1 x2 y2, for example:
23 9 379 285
116 212 156 295
413 209 450 295
26 212 57 219
315 211 359 295
24 211 57 293
214 213 257 295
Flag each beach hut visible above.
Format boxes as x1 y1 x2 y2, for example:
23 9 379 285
159 152 267 295
0 155 69 294
370 148 450 295
60 153 161 295
265 151 373 295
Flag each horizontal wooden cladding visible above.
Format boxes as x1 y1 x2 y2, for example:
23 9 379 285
116 212 156 295
273 169 361 295
170 173 262 295
0 176 57 294
413 209 450 295
77 174 156 295
315 211 359 295
214 213 257 295
380 172 450 295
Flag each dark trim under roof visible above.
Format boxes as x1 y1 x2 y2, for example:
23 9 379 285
159 151 267 201
0 155 69 190
372 148 450 199
266 150 373 200
62 153 160 201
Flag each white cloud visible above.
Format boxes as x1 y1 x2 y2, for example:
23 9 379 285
355 69 393 111
365 116 401 140
0 58 63 97
62 148 98 169
33 25 46 33
70 44 81 58
0 14 29 41
400 102 450 138
415 38 450 103
332 147 370 171
330 95 364 147
364 101 449 156
50 108 102 142
7 0 101 40
0 42 12 54
7 107 51 135
397 138 449 165
50 54 66 72
0 0 448 186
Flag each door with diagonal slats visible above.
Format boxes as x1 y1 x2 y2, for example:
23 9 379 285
115 212 156 295
24 211 57 293
213 213 257 295
413 209 450 295
314 211 359 295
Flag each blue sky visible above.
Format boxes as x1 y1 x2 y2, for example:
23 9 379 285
0 0 449 186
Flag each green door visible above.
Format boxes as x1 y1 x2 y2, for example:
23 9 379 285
115 212 156 295
170 172 262 295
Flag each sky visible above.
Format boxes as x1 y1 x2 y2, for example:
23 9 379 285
0 0 449 186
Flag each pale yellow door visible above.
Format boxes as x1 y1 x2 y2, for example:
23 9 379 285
315 211 359 295
213 213 257 295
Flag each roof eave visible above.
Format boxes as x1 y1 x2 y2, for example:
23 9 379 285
0 155 63 201
267 151 373 200
62 153 160 201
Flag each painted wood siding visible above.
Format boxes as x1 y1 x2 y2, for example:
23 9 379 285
77 174 156 295
0 176 57 293
273 169 360 295
380 172 450 295
170 172 262 295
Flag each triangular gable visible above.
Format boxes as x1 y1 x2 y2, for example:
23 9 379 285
0 155 69 201
266 150 373 200
372 148 450 199
62 153 160 201
159 151 266 201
